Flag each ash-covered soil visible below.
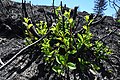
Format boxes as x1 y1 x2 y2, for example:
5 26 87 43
0 0 120 80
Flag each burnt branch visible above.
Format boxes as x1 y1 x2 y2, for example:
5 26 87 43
22 0 41 38
98 28 117 42
22 0 28 18
0 30 51 70
53 0 56 22
90 16 106 26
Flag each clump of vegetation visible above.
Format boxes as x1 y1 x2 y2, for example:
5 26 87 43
23 6 112 79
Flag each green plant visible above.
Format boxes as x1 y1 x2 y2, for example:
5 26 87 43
117 19 120 23
23 6 112 78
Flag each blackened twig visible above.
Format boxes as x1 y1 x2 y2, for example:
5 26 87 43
98 28 117 42
73 6 78 20
29 1 34 18
60 1 63 14
22 0 23 17
22 0 28 18
0 30 51 70
90 16 106 26
60 1 65 32
53 0 56 22
22 0 41 38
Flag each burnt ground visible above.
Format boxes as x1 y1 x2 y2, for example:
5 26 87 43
0 0 120 80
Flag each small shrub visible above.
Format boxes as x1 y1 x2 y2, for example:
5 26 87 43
23 6 112 79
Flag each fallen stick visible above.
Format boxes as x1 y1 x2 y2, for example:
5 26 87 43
0 30 51 70
98 28 117 42
0 58 4 65
90 16 106 26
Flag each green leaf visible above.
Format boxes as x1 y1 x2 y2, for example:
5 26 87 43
39 21 43 26
24 18 29 23
106 50 112 55
59 55 65 65
85 15 89 22
68 49 76 54
25 37 32 45
117 20 120 23
36 28 41 34
52 66 63 74
85 43 92 48
91 64 100 71
55 55 61 64
56 6 61 11
67 62 76 70
63 38 70 46
36 23 39 27
56 54 65 65
64 11 68 16
64 10 70 18
55 43 60 47
55 10 59 15
78 33 83 43
78 58 84 64
78 58 81 62
71 49 77 54
77 40 82 49
28 24 33 29
69 18 73 24
23 22 28 27
35 37 38 40
50 27 56 31
83 25 87 30
78 58 90 65
88 19 93 25
47 51 54 57
56 37 62 41
45 57 49 62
